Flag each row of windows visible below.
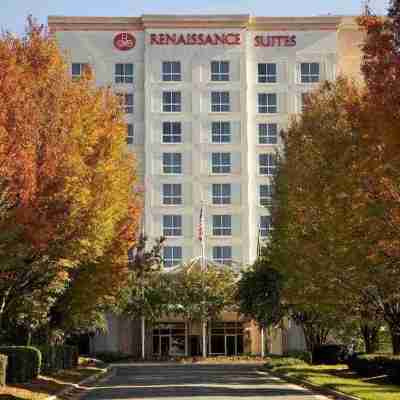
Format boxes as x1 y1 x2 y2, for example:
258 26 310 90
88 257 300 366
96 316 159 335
117 90 306 114
163 245 232 267
162 215 272 238
126 122 278 145
72 61 321 84
161 183 273 206
160 152 276 175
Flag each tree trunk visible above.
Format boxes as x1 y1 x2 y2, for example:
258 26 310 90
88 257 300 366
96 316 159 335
391 330 400 355
360 324 380 354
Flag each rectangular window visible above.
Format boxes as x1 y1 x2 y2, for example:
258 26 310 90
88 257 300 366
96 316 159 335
115 63 134 83
258 93 277 114
163 153 182 174
259 123 278 145
211 91 230 112
163 184 182 205
211 61 230 81
211 121 231 143
71 63 89 80
212 184 231 205
213 246 232 265
212 152 231 174
126 124 134 145
259 153 277 176
260 215 272 237
260 184 273 207
163 215 182 237
116 93 134 114
162 122 182 143
163 246 182 267
162 61 181 81
213 215 232 236
258 63 277 83
300 62 320 83
163 91 181 112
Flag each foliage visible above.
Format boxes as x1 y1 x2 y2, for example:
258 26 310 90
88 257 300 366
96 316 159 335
283 350 313 364
312 344 350 365
237 259 284 328
0 17 141 339
265 354 307 369
165 259 238 322
0 346 41 383
0 354 6 386
347 353 400 384
37 345 78 373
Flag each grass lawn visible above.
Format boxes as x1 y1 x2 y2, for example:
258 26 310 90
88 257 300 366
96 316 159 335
0 359 105 400
267 361 400 400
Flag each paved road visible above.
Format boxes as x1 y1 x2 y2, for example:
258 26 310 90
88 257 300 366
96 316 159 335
81 363 329 400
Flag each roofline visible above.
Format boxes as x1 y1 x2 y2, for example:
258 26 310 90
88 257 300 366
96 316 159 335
48 14 359 32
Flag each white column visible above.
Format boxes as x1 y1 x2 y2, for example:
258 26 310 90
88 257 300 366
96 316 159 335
261 326 265 358
202 321 207 358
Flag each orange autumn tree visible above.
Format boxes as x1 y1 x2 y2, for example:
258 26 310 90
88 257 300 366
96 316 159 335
0 17 141 340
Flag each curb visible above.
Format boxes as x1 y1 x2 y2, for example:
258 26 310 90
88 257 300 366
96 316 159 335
262 368 361 400
47 365 112 400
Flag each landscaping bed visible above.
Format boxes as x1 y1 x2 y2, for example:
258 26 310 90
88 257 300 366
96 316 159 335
0 358 106 400
265 355 400 400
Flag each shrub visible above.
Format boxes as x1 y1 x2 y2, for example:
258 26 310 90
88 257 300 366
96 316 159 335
284 350 312 364
347 353 400 384
265 354 308 369
93 351 131 363
0 346 41 383
38 345 79 373
0 354 7 386
313 344 350 365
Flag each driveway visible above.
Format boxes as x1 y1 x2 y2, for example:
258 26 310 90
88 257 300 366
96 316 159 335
81 363 329 400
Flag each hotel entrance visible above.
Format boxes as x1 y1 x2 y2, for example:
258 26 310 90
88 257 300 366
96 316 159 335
152 322 186 356
209 321 244 356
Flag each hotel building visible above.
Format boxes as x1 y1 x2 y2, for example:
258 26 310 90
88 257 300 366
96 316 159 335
49 14 363 357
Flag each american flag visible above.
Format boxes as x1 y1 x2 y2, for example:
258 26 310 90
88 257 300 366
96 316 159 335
198 205 205 242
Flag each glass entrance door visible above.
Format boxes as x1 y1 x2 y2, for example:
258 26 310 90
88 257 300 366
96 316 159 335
226 335 236 356
160 335 170 356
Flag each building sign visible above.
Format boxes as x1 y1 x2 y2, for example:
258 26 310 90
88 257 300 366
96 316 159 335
254 35 296 47
114 32 136 50
150 33 241 46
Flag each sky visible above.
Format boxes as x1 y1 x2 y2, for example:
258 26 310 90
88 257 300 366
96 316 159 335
0 0 391 34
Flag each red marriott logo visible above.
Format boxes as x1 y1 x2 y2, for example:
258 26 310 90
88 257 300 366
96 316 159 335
150 33 241 46
114 32 136 50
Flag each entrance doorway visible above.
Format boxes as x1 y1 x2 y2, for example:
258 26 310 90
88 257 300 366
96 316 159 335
226 335 236 356
160 336 169 356
190 335 201 356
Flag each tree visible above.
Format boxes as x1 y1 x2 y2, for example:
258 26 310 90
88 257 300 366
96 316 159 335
0 17 141 341
237 259 284 329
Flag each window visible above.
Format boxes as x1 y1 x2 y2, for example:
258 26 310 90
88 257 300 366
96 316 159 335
71 63 88 79
116 93 134 114
211 122 231 143
163 91 181 112
115 63 133 83
163 215 182 237
162 122 182 143
212 184 231 205
163 184 182 205
300 62 320 83
211 91 230 112
259 153 277 176
163 246 182 267
260 215 272 237
213 215 231 236
260 184 273 207
259 123 278 145
258 93 277 113
258 63 277 83
211 61 230 81
212 152 231 174
126 124 134 145
162 61 181 81
163 153 182 174
213 246 232 265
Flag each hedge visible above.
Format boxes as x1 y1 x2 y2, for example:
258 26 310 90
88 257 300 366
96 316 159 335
313 344 350 365
347 353 400 384
37 345 79 373
0 346 41 383
0 354 7 386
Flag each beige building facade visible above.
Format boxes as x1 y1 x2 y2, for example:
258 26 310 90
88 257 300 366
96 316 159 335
49 14 363 357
